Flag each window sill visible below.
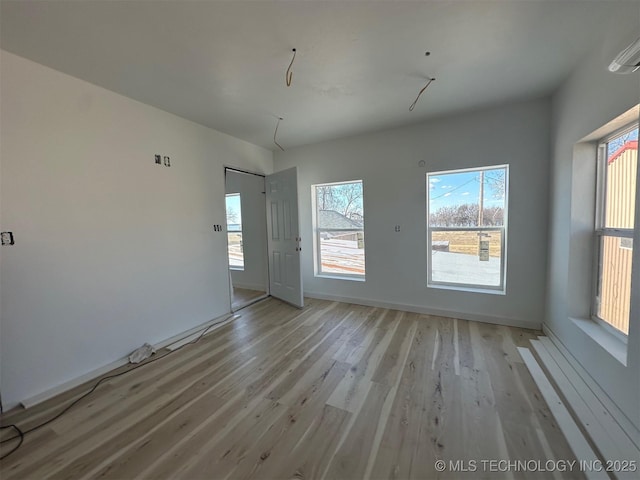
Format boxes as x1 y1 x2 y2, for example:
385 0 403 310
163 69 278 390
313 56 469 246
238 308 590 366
428 283 506 295
570 317 627 366
315 274 366 282
229 267 245 271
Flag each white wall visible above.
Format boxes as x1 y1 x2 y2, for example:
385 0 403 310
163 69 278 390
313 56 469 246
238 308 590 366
225 169 268 292
0 51 273 407
274 98 551 329
547 11 640 433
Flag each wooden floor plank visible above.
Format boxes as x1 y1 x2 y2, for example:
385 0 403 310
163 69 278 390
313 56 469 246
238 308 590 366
0 298 581 480
326 310 399 413
324 381 391 479
74 390 228 480
277 404 352 480
219 361 352 480
145 396 287 479
232 287 267 309
370 317 438 479
370 312 414 386
519 348 601 480
410 315 457 479
137 392 281 479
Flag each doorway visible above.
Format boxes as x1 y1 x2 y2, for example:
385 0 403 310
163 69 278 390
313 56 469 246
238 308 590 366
225 168 269 311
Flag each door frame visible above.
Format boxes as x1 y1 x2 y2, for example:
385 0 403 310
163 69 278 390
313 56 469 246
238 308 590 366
224 165 271 312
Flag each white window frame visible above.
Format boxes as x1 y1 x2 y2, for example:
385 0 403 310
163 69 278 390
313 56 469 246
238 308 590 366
427 165 509 294
225 192 244 271
312 180 365 281
592 122 638 340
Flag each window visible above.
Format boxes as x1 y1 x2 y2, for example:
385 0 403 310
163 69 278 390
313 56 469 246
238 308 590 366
594 124 638 336
312 180 365 279
225 193 244 270
427 165 508 292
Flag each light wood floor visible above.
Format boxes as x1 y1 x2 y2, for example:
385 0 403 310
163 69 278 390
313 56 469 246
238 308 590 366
232 287 267 310
0 298 581 479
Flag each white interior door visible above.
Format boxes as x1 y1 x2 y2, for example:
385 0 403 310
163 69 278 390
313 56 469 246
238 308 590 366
266 167 303 308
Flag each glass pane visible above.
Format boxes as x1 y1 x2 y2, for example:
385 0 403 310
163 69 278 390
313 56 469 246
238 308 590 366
431 230 502 287
225 193 242 231
315 181 365 276
598 235 632 335
225 193 244 270
429 167 507 227
319 229 365 275
227 232 244 269
605 127 638 229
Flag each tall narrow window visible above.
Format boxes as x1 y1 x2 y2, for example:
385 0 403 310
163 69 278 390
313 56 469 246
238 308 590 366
312 180 365 279
427 165 508 292
225 193 244 270
594 124 638 336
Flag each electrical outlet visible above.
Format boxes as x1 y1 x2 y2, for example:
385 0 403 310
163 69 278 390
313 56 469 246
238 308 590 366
1 232 15 245
164 156 171 167
155 154 161 165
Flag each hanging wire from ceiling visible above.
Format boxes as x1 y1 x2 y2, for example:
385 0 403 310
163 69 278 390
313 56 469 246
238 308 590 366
409 77 436 112
286 48 297 87
274 117 285 151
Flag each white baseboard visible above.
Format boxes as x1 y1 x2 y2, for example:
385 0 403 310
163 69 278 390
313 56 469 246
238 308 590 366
518 347 608 480
165 314 237 351
19 311 234 410
305 291 540 330
542 324 640 450
530 338 640 476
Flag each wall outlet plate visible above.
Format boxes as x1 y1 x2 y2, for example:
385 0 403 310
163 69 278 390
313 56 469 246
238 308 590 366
1 232 15 245
155 154 161 164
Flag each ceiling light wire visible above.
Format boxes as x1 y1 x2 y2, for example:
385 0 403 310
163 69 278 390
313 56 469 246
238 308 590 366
409 77 436 112
274 117 285 151
286 48 297 87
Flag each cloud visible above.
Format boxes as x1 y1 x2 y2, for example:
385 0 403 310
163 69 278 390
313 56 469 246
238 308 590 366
430 178 441 183
441 185 453 189
444 192 452 197
461 192 470 196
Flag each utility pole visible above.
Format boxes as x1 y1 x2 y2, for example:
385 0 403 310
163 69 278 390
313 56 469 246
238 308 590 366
478 171 484 226
478 170 489 261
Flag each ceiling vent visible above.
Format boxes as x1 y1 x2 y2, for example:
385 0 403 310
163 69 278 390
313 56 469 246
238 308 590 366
608 36 640 74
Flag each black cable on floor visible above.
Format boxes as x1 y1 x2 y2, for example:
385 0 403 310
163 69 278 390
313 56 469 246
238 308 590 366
0 316 229 459
0 424 24 460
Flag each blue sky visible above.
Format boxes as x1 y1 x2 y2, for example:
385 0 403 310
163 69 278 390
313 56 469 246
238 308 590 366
607 127 638 157
428 168 506 210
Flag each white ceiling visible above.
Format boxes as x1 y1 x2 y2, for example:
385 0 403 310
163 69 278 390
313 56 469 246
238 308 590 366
1 1 637 150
